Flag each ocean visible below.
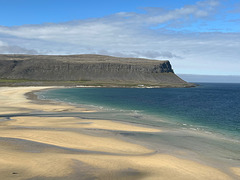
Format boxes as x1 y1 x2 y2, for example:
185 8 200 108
37 83 240 168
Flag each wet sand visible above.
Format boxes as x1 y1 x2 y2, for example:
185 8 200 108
0 87 239 180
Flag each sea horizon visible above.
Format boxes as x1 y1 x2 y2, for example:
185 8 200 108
178 74 240 84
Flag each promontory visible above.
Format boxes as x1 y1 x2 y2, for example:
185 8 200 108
0 54 193 87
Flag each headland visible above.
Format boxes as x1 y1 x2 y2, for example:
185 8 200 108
0 54 194 87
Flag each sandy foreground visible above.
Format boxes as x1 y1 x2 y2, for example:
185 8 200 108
0 86 239 180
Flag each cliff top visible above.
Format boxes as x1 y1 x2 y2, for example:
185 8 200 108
0 54 169 65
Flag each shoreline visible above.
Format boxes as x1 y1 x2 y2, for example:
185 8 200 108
0 86 239 179
37 86 240 145
0 78 196 88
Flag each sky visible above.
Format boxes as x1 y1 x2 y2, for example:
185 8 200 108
0 0 240 76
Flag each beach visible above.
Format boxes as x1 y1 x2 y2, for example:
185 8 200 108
0 86 239 180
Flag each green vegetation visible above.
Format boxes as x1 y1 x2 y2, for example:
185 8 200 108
0 78 194 88
0 79 35 83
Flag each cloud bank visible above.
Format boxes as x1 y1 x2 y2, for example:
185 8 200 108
0 0 239 75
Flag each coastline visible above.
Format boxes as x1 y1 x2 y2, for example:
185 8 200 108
0 86 239 179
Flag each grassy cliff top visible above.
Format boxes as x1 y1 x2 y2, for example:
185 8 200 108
0 54 168 64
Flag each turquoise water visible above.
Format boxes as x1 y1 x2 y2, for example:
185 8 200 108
37 83 240 169
39 83 240 141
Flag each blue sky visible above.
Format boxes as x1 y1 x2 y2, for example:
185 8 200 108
1 0 211 26
0 0 240 76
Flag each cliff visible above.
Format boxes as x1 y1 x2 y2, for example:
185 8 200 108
0 54 192 87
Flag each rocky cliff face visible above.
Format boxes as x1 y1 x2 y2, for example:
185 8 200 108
0 54 188 86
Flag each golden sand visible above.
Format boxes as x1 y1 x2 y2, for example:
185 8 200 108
71 154 233 180
0 129 153 154
231 167 240 177
0 87 236 179
6 116 161 132
0 86 95 114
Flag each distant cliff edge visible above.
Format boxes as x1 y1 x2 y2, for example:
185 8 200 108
0 54 194 87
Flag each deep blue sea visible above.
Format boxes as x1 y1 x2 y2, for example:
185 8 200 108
39 83 240 141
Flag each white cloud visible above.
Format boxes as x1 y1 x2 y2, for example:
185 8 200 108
0 0 239 75
0 40 38 54
97 50 182 59
0 45 38 54
0 40 7 46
